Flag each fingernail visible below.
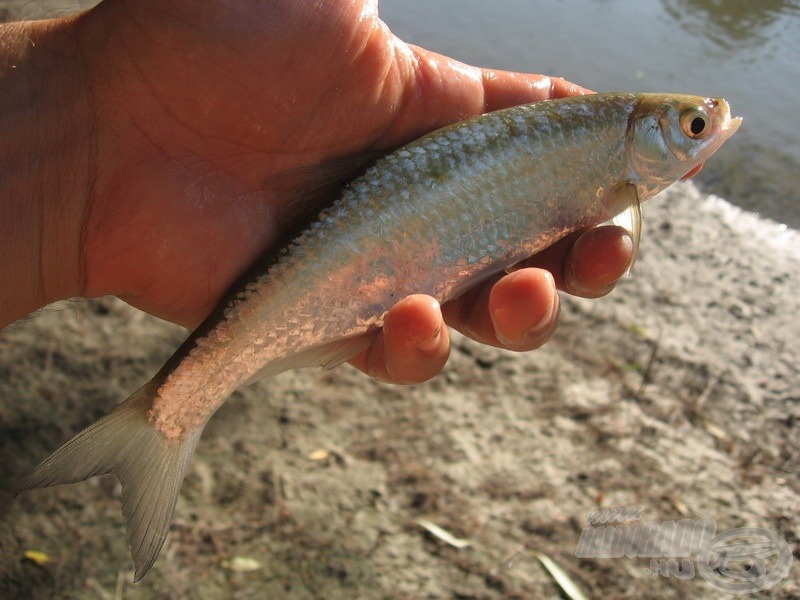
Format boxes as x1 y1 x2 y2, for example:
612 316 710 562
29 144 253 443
416 324 443 355
569 275 616 298
564 257 591 296
566 231 633 296
521 286 559 341
495 284 559 348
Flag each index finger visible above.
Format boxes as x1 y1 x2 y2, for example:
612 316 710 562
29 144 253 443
479 70 592 112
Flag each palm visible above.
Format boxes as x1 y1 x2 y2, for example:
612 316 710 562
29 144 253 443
81 0 579 326
75 0 628 384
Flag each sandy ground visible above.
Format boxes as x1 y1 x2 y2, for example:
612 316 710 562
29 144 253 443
2 181 798 599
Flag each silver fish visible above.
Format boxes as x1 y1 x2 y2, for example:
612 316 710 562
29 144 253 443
18 93 741 580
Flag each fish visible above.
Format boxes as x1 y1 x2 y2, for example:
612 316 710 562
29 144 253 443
17 93 741 580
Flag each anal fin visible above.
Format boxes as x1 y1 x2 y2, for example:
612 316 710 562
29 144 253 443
244 331 379 386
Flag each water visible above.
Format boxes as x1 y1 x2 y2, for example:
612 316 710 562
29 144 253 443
7 0 799 227
381 0 800 229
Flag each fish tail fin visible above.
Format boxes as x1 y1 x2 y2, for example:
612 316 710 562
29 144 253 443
17 381 204 581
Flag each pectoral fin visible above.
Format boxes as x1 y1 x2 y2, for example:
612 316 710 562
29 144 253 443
610 183 643 274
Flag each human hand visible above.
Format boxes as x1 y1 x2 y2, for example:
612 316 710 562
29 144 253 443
1 0 633 383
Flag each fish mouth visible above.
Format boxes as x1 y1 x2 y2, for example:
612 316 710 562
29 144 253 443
726 115 744 133
711 97 743 137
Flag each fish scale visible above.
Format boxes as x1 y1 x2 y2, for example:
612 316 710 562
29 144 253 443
18 92 741 581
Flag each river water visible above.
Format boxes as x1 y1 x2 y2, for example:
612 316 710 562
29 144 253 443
381 0 800 229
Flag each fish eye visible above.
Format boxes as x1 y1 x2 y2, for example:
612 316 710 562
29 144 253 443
680 108 711 140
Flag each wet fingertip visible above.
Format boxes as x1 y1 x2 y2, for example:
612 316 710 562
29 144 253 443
565 229 633 296
380 295 449 384
565 260 612 297
490 270 559 350
496 290 559 349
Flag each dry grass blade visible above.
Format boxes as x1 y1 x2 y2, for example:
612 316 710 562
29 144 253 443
415 519 471 549
531 550 590 600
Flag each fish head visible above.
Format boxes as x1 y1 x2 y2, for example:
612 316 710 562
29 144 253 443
627 94 742 199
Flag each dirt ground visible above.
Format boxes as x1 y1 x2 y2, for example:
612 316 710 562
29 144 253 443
2 181 798 599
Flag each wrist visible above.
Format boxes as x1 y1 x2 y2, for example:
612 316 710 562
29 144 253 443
0 17 94 327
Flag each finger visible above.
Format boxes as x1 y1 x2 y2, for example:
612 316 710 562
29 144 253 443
489 269 560 350
561 226 634 298
349 294 450 384
480 70 592 112
386 46 591 147
515 225 633 297
442 268 559 351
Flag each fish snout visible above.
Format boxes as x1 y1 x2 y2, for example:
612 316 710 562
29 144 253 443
709 97 743 136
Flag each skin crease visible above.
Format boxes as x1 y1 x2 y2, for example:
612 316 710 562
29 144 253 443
0 0 689 386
